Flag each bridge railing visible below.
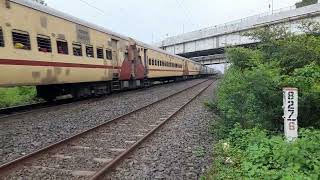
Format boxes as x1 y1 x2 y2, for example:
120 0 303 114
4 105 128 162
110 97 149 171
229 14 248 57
164 4 297 43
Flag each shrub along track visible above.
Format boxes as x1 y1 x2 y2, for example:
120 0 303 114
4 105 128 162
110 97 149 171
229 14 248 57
0 79 214 179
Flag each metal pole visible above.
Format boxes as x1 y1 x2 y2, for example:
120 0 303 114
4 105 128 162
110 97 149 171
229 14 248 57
183 24 185 34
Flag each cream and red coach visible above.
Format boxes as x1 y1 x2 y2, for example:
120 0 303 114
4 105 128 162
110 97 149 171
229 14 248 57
0 0 214 100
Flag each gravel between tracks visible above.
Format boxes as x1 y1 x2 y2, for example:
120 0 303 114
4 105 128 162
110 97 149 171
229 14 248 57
0 79 206 165
105 80 218 179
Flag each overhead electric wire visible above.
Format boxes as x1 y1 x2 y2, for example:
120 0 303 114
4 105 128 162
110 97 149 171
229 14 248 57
174 0 199 29
74 0 126 29
77 0 105 15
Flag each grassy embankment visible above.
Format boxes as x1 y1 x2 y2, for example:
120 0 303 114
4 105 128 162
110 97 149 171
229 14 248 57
0 86 38 108
202 23 320 179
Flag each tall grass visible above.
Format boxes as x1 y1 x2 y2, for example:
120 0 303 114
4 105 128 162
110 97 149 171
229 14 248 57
0 86 38 108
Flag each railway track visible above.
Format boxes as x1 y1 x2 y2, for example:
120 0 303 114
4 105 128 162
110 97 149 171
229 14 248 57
0 100 72 120
0 79 214 179
0 80 189 120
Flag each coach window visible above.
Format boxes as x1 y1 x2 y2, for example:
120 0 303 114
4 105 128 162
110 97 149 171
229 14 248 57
106 49 112 60
152 59 154 65
12 30 31 50
149 58 152 65
72 43 82 56
125 52 129 60
86 45 94 58
0 28 4 47
57 40 68 55
37 35 52 53
97 48 104 59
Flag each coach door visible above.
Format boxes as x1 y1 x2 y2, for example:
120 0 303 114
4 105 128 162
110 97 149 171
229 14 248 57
143 49 149 76
111 39 119 75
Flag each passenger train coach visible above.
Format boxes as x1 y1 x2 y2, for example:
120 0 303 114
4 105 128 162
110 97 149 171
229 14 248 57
0 0 215 100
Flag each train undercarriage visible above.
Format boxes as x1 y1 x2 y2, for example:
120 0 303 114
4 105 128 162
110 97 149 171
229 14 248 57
36 75 204 101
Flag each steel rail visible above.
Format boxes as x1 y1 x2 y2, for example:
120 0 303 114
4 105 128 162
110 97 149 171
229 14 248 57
90 80 214 180
0 100 72 120
0 78 211 176
0 79 195 120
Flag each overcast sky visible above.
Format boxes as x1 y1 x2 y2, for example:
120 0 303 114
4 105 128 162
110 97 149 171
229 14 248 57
44 0 300 44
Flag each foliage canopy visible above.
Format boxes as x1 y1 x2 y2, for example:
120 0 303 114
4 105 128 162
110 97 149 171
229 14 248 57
212 22 320 133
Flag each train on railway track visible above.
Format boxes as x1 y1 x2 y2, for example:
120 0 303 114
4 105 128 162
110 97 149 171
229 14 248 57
0 0 215 100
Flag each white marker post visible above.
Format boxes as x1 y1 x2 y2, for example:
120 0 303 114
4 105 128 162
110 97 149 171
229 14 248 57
283 88 298 141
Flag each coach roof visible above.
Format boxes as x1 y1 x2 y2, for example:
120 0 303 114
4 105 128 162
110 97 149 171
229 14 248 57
9 0 200 64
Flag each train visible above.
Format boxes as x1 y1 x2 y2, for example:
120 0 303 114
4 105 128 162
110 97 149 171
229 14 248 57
0 0 215 100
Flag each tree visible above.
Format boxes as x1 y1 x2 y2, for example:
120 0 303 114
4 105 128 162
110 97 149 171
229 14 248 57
296 0 318 8
214 22 320 132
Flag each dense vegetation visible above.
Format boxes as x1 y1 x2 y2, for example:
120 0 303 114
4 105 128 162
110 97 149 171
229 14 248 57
207 126 320 179
0 86 37 108
296 0 318 8
204 22 320 179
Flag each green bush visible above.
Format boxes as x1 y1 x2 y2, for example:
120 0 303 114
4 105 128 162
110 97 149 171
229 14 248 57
0 86 37 108
215 64 283 131
212 26 320 131
205 23 320 179
205 126 320 180
283 63 320 128
226 48 263 70
296 0 318 8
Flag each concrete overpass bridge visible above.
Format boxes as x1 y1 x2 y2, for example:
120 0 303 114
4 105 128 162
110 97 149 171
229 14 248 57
191 54 227 65
157 3 320 65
